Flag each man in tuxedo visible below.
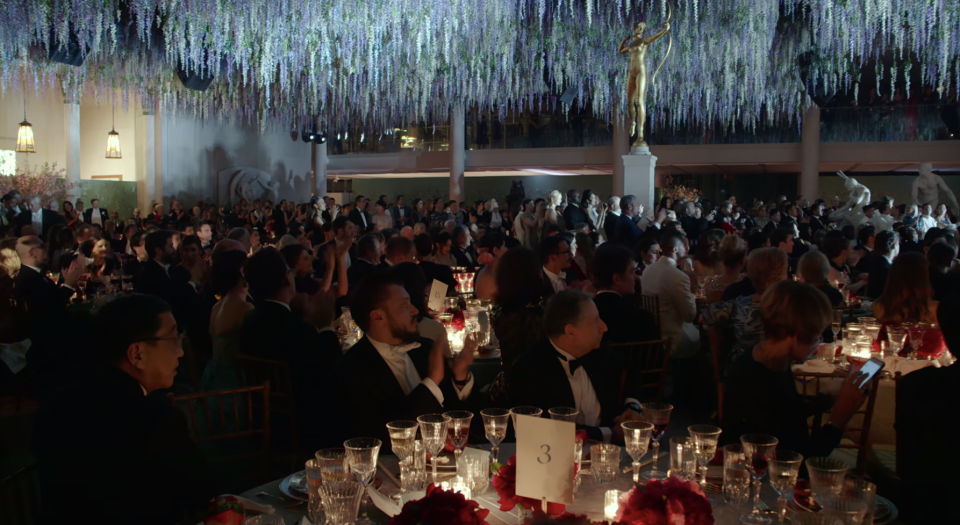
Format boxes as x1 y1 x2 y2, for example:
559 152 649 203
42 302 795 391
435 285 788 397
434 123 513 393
640 230 700 359
198 220 215 252
82 198 110 227
539 235 572 299
326 272 475 445
1 193 20 227
451 226 477 270
33 294 213 525
136 230 195 329
592 244 659 343
603 196 621 241
414 233 456 290
391 194 412 228
562 189 589 230
349 195 370 232
866 229 898 299
347 233 381 287
240 249 341 446
384 236 417 267
18 194 65 239
508 290 643 442
613 195 643 248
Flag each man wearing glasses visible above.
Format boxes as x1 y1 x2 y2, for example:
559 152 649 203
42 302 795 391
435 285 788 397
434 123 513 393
539 235 572 298
33 294 213 524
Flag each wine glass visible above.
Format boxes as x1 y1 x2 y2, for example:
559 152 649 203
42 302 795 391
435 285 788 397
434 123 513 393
386 421 418 461
510 406 543 440
806 457 849 508
417 414 450 484
831 310 843 342
640 402 673 481
480 408 510 463
739 434 779 525
344 438 382 525
687 424 722 487
315 448 348 483
887 328 907 356
622 421 654 483
767 450 803 524
443 410 474 467
548 407 579 422
697 275 709 297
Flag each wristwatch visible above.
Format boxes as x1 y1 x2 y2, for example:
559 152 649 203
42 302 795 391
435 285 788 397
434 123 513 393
453 373 472 387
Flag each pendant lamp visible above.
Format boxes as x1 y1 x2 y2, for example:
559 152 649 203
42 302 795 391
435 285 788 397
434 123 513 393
105 105 121 159
15 95 35 153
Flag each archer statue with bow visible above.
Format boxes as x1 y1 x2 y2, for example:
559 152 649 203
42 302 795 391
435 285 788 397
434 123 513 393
618 1 672 147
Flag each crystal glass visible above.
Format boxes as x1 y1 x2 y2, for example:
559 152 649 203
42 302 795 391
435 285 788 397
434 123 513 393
344 438 382 525
591 443 622 484
305 459 324 525
838 476 877 524
831 309 843 342
739 434 779 525
316 448 349 483
573 437 584 492
480 408 510 463
622 421 654 483
457 454 490 495
640 402 673 480
418 414 450 484
697 275 709 296
386 420 418 461
464 310 480 332
399 440 427 493
887 328 907 355
688 424 722 486
443 410 474 467
767 450 803 524
723 444 751 505
510 406 543 440
669 437 697 481
320 480 364 525
821 479 871 525
806 457 849 507
548 406 579 423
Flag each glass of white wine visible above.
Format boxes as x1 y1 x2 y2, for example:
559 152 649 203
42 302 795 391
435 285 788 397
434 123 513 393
768 451 803 524
480 408 510 463
386 420 418 461
622 421 654 483
688 424 722 486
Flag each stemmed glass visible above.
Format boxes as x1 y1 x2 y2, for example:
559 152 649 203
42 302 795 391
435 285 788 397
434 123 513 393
697 275 709 297
510 406 543 440
443 410 474 467
887 328 907 356
806 457 849 508
548 407 580 422
417 414 450 484
688 425 722 487
622 421 654 483
344 438 382 525
315 448 349 483
767 451 803 524
831 310 842 343
386 421 418 461
640 402 673 480
739 434 779 525
480 408 510 463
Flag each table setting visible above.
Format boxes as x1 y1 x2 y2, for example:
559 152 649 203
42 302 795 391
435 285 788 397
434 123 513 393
227 405 899 525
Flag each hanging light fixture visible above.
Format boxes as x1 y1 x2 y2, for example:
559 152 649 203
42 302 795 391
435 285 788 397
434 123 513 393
15 94 35 153
105 104 121 159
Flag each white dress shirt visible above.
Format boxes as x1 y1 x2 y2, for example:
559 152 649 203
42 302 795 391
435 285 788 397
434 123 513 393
91 209 102 226
543 266 566 293
549 340 611 442
368 335 473 406
31 210 43 233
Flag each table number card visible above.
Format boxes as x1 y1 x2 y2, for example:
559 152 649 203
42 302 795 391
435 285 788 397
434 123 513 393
427 279 448 312
515 414 575 505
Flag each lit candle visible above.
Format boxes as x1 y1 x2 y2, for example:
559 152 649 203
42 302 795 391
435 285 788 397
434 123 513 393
604 490 620 522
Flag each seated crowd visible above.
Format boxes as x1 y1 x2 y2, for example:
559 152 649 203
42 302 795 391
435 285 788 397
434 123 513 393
2 187 958 523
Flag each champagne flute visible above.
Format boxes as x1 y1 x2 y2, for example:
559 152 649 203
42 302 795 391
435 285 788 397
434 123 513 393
344 438 382 525
640 402 673 481
386 420 418 461
622 421 654 483
480 408 510 463
417 414 450 485
767 451 803 524
687 424 722 487
443 410 474 467
739 434 779 525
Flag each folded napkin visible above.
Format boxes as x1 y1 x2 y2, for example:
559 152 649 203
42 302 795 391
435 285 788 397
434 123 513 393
793 360 836 375
0 339 31 374
882 356 933 377
367 486 402 517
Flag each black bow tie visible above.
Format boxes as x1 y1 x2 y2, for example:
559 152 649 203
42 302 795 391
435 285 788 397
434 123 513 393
554 349 582 374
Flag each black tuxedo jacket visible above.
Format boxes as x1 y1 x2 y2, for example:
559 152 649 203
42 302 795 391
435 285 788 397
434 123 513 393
14 265 72 359
18 208 65 238
349 208 369 231
593 292 659 343
451 245 477 270
391 205 412 227
613 214 642 248
83 207 109 224
419 260 457 290
866 255 892 299
326 336 467 446
562 204 589 230
508 339 627 441
603 212 619 240
136 259 197 330
347 258 378 287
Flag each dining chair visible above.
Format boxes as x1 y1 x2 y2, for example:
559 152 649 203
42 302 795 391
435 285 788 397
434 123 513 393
234 354 301 454
610 339 671 403
702 321 733 426
637 294 662 338
0 463 41 525
167 381 272 485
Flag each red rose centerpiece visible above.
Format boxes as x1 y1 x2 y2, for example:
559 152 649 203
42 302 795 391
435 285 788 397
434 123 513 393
389 483 490 525
492 456 566 516
614 476 714 525
523 512 605 525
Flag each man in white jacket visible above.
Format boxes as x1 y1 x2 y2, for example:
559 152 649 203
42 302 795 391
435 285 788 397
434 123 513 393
640 230 700 359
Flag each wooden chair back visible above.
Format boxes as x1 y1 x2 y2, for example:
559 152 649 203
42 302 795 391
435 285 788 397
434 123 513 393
234 355 300 452
168 381 271 482
610 339 671 403
893 371 902 476
702 322 732 425
0 463 41 525
638 295 662 336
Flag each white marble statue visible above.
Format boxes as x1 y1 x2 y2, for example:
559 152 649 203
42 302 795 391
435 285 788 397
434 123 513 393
828 171 872 228
912 162 959 215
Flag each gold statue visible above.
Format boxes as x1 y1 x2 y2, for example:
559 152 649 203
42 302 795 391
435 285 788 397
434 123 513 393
618 19 671 147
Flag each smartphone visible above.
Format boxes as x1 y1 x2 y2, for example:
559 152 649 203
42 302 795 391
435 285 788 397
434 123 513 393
855 356 885 388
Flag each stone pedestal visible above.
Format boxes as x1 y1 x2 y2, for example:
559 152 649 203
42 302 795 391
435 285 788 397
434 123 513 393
313 142 328 197
622 147 657 212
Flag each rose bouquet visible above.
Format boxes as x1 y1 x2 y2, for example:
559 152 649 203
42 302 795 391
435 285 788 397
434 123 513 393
389 483 490 525
614 476 714 525
492 456 566 515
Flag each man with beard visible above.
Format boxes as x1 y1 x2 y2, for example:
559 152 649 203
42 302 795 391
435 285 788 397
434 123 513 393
326 272 476 446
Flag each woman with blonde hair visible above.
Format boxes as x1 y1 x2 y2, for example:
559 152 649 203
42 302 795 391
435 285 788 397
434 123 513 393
705 234 747 303
873 252 938 324
538 190 564 234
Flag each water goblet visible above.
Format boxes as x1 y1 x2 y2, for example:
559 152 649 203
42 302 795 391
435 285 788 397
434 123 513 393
510 406 543 440
548 406 579 423
723 444 751 505
398 440 428 493
640 402 673 480
480 408 510 463
806 457 849 508
688 424 722 486
315 448 348 483
739 434 779 524
417 414 450 484
443 410 474 467
767 450 803 524
320 480 364 525
344 437 382 525
622 421 654 483
669 436 697 481
386 420 418 461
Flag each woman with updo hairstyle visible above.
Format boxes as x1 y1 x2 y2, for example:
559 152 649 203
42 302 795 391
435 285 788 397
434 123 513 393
693 229 726 276
201 249 254 391
705 235 747 303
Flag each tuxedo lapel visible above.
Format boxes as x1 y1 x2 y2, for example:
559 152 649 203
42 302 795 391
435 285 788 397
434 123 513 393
354 338 407 400
407 344 430 381
538 343 577 408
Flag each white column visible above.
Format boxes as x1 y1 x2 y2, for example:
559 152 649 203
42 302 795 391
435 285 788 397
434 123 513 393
623 151 658 214
449 104 465 201
63 97 81 201
800 106 821 200
313 141 328 197
143 107 156 208
153 100 164 205
612 109 630 197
